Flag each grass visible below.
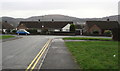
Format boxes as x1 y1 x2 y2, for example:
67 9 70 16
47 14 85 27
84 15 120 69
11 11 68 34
63 37 112 41
65 41 119 69
0 35 15 39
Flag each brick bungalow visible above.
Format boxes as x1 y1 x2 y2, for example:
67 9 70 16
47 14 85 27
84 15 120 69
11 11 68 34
17 20 73 33
84 20 119 35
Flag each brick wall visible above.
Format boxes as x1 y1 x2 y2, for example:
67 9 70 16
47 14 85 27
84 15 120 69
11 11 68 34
88 25 102 35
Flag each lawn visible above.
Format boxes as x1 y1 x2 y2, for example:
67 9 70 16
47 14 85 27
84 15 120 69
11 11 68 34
0 35 15 39
65 41 119 69
63 37 112 41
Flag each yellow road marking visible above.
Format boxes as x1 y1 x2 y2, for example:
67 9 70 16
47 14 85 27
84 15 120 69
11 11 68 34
26 40 48 71
25 39 52 71
30 41 50 71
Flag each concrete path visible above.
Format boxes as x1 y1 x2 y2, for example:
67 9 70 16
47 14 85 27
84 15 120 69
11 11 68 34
41 39 79 69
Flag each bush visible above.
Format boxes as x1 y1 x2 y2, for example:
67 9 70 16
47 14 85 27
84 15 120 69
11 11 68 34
70 24 75 32
11 30 17 34
92 30 99 34
27 29 37 34
6 29 11 34
104 30 112 36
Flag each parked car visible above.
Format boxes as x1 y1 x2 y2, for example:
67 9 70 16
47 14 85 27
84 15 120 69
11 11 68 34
16 29 30 35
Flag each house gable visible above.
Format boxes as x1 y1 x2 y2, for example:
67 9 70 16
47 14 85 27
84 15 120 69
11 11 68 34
0 22 14 30
62 24 70 32
17 24 27 29
89 24 102 34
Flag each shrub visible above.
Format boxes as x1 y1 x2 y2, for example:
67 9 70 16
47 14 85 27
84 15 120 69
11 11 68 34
104 30 112 36
92 30 99 34
27 29 37 34
70 24 75 32
11 30 17 34
6 29 11 34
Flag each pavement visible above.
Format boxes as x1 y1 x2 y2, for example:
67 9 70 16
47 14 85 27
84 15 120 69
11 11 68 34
41 39 79 69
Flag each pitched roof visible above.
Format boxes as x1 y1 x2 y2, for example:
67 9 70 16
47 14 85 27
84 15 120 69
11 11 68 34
86 21 119 30
18 21 73 29
75 24 82 29
0 22 14 29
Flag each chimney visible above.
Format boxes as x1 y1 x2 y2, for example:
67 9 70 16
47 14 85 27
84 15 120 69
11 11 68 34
38 19 40 22
52 19 54 21
5 21 7 23
107 18 109 21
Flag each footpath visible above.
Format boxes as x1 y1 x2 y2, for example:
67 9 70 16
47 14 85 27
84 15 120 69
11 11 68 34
41 39 79 69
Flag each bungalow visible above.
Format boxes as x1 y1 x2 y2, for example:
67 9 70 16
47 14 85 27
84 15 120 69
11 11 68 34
17 20 73 33
0 21 14 34
84 19 119 35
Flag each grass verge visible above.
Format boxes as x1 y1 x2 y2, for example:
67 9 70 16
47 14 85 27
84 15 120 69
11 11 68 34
63 37 112 41
0 35 15 39
65 41 118 69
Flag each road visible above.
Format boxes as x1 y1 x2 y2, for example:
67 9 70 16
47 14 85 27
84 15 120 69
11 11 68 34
2 35 111 70
2 36 50 69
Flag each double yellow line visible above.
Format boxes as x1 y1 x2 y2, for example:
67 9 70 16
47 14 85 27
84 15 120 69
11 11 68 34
25 39 52 71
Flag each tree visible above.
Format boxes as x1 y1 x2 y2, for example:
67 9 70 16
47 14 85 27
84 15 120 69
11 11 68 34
70 24 75 32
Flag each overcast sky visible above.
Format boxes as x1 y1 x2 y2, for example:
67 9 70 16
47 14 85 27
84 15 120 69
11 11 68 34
0 0 119 18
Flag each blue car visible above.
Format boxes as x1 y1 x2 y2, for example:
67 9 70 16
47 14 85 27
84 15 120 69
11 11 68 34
16 29 30 35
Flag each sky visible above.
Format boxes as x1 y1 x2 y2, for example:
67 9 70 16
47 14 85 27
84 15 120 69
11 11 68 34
0 0 119 18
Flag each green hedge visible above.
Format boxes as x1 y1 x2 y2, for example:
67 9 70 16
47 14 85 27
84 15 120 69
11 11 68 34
26 29 37 34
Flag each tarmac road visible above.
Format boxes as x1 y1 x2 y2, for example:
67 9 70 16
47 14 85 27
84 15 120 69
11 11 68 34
2 36 49 69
